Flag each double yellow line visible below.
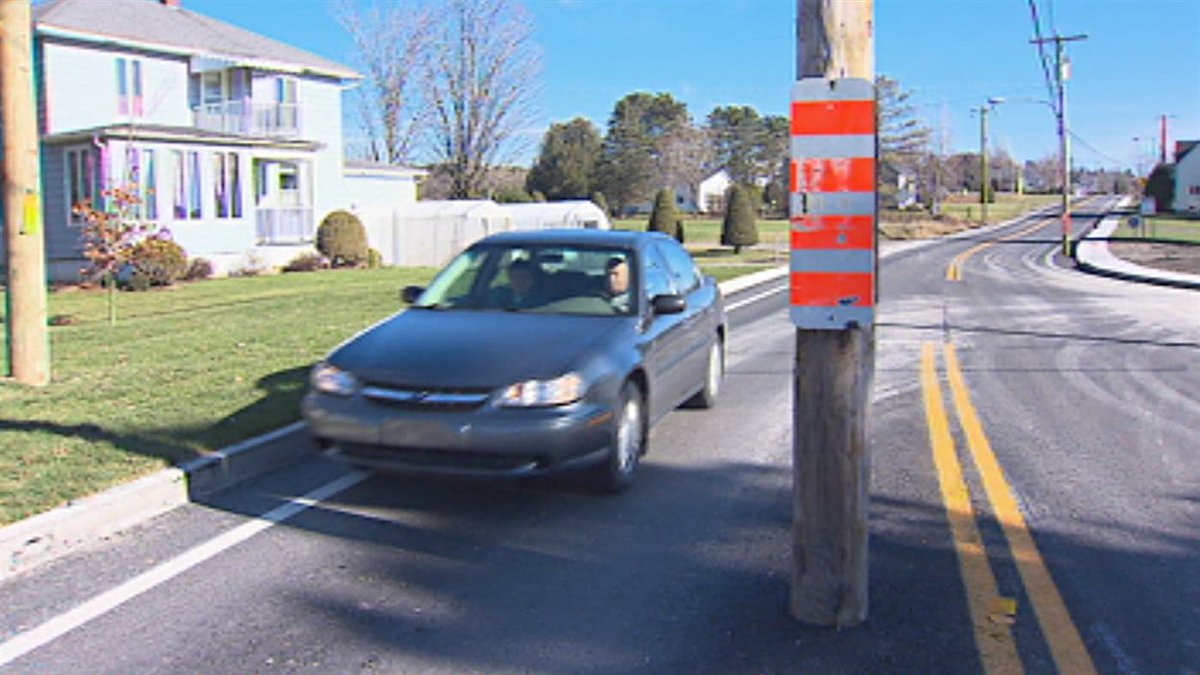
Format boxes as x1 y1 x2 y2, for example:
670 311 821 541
945 218 1059 282
920 343 1096 674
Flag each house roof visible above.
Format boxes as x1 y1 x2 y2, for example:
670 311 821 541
33 0 359 81
1176 141 1199 164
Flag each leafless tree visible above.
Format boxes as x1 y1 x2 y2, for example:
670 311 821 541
338 0 434 165
656 123 712 206
421 0 542 198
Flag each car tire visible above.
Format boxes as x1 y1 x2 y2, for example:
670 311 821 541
685 336 724 409
594 381 645 493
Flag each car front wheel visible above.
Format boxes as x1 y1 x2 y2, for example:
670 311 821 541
685 337 723 409
594 381 645 493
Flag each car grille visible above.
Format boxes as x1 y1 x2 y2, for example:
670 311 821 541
338 443 540 473
362 385 491 411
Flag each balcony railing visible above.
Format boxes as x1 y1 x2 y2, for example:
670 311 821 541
193 101 301 137
256 207 313 245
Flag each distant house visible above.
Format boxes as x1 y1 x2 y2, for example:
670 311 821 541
9 0 421 280
697 170 733 214
1173 141 1200 214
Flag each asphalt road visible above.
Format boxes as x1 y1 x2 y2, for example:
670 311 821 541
2 199 1198 673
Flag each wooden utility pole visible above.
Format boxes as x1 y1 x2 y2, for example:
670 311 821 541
1031 33 1085 256
2 0 51 385
791 0 875 627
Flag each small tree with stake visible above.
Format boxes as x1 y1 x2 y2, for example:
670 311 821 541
721 184 758 254
647 188 681 239
76 184 168 325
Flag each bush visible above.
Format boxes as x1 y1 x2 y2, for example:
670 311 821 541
126 237 187 288
648 189 680 239
229 253 267 277
184 258 214 281
283 252 329 273
316 210 369 268
721 185 759 253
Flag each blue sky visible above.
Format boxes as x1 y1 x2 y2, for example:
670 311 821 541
187 0 1199 171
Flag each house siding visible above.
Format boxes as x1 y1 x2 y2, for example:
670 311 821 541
41 39 191 134
1174 149 1200 214
300 76 346 223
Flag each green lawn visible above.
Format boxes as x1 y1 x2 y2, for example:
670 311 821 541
936 193 1061 225
1108 213 1200 243
0 268 435 524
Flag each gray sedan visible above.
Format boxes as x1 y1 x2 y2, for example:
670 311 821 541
301 229 727 492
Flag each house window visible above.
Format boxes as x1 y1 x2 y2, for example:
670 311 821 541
116 59 127 115
213 153 226 218
276 76 298 129
116 57 144 117
213 152 242 219
172 150 202 220
229 152 242 217
143 149 158 220
66 149 97 224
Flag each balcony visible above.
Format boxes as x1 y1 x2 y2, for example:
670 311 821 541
193 101 301 138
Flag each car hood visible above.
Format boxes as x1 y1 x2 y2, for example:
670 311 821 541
329 309 627 389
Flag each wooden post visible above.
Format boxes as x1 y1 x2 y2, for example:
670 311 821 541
2 0 51 385
791 0 874 627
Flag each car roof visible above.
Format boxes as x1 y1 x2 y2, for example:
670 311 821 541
478 228 672 250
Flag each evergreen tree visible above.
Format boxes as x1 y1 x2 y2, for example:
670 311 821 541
526 118 602 200
596 92 689 215
721 185 758 254
648 189 680 238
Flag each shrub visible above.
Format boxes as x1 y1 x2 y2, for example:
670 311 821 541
229 253 267 278
184 258 214 281
283 252 329 273
648 189 680 238
126 237 187 288
316 210 369 267
721 185 759 253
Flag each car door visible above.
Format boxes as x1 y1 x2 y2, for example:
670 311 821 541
637 245 690 421
655 239 718 398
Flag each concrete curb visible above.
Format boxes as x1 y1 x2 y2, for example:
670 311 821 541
1 422 315 577
1075 214 1200 291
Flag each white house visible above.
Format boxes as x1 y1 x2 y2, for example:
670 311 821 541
15 0 421 280
1173 141 1200 214
696 170 733 214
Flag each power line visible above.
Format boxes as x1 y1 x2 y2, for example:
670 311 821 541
1026 0 1058 111
1068 130 1126 167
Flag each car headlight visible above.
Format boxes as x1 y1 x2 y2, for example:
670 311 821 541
498 373 585 407
310 363 360 396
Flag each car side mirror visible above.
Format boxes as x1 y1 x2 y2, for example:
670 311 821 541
401 285 424 304
651 294 686 315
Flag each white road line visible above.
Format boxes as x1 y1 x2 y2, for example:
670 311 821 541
0 471 368 667
727 284 786 311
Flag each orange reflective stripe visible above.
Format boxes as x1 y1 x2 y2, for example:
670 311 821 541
795 157 875 193
790 215 875 250
791 99 876 136
790 272 875 307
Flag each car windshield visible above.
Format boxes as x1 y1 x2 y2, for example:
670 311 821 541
413 243 637 316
